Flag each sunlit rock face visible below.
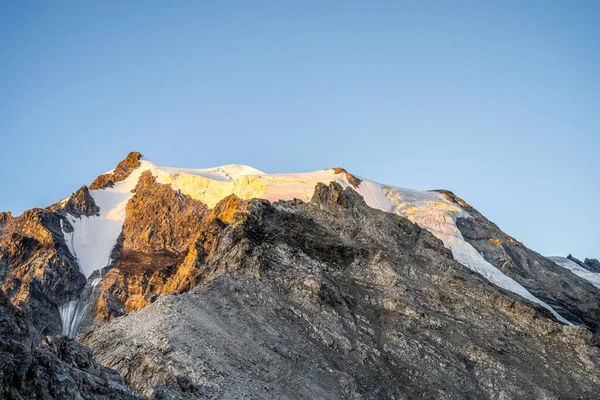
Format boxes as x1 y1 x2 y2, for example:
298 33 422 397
91 171 220 325
89 151 143 190
2 151 600 398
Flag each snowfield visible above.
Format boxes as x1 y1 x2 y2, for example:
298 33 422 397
61 165 148 278
59 158 572 324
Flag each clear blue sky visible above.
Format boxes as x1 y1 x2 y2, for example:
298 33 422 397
1 1 598 259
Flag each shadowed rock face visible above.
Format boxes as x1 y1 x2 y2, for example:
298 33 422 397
585 258 600 272
82 182 600 399
436 190 600 329
0 290 142 400
62 185 100 217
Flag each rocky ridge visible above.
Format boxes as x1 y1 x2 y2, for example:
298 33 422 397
568 254 600 273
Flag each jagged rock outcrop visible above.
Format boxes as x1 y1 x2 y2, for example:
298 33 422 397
90 151 143 190
0 211 12 231
83 182 600 399
568 254 600 273
61 185 100 217
585 258 600 272
332 167 362 188
437 190 600 329
0 207 85 340
0 290 142 399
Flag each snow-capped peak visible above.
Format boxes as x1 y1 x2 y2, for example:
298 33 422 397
59 155 572 324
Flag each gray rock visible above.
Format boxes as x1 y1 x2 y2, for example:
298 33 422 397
0 290 142 399
585 258 600 273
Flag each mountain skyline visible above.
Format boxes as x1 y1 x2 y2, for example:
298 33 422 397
1 1 598 258
1 150 597 261
2 150 600 398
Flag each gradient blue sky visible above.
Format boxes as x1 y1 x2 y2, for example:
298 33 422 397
1 1 598 259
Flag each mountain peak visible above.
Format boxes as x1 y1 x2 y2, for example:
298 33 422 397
89 151 143 190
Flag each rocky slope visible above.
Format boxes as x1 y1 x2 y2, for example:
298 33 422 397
1 152 600 399
82 183 600 399
438 190 600 329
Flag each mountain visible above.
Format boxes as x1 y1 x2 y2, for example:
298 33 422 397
1 152 600 399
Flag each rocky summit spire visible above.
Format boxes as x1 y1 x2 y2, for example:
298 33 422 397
89 151 143 190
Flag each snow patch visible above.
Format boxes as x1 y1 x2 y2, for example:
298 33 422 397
147 161 344 208
61 163 151 277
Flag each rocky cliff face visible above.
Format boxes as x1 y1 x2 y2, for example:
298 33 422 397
91 171 216 325
90 151 143 190
2 152 600 399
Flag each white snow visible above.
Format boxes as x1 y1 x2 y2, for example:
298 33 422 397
61 163 151 278
146 161 347 208
548 257 600 289
146 161 572 324
57 158 572 324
